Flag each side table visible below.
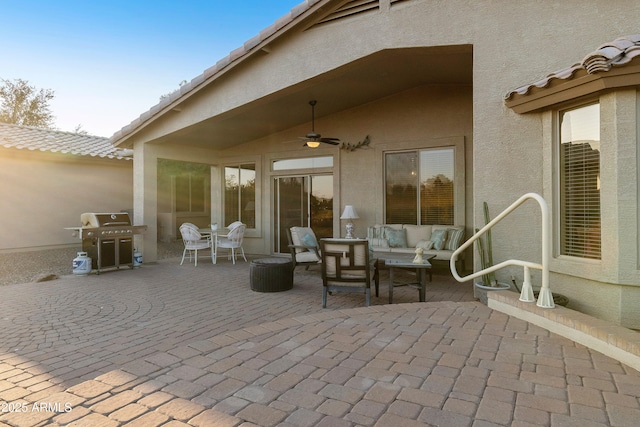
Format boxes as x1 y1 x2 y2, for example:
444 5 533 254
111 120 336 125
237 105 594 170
386 256 435 303
250 258 293 292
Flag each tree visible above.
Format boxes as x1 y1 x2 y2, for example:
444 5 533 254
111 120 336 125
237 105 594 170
0 78 55 128
73 124 88 135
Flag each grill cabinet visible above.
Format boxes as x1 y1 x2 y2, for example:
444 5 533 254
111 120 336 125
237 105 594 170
68 213 147 274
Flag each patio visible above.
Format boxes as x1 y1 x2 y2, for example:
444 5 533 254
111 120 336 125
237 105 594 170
1 257 640 426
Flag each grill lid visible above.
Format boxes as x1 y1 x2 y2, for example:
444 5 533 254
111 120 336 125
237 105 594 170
81 212 132 227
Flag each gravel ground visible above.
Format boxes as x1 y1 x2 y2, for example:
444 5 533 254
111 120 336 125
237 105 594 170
0 241 185 286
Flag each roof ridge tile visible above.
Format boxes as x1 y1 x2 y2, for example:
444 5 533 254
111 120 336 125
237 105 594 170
506 34 640 100
109 0 318 144
0 122 130 160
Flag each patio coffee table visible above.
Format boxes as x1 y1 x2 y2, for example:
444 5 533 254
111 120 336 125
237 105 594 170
385 255 435 303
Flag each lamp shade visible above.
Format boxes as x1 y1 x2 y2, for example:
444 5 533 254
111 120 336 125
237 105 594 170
306 141 320 148
340 205 359 220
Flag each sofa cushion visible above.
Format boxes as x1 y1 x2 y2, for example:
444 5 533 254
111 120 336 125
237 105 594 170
386 228 408 248
389 247 416 254
423 249 454 260
402 224 432 247
368 237 389 249
296 251 321 263
430 229 448 250
417 240 434 250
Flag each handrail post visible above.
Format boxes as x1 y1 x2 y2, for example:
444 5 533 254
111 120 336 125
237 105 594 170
536 194 554 308
520 265 535 302
449 192 554 308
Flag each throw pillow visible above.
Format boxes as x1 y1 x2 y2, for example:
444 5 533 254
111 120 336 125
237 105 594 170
445 228 464 251
416 240 434 250
300 233 318 249
386 228 408 248
430 229 448 250
367 225 387 240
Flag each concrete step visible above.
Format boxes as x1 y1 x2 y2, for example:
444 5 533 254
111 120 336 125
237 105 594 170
489 290 640 371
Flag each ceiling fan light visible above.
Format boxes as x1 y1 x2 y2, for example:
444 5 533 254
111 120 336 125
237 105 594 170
306 141 320 148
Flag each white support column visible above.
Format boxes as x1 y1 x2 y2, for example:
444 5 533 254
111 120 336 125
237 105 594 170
133 141 159 263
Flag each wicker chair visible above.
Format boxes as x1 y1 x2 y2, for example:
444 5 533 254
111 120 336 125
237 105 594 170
179 223 213 266
214 223 247 264
320 238 377 308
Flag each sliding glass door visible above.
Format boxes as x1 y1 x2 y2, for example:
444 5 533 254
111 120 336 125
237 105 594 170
273 175 333 253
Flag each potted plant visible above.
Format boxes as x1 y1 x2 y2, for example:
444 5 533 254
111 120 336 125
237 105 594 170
475 202 510 304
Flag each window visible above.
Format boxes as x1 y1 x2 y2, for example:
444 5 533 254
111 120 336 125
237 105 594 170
559 102 600 259
273 156 333 171
158 159 210 214
225 164 256 228
385 148 454 225
174 174 206 213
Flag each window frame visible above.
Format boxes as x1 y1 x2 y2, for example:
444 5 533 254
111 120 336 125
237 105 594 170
383 146 457 226
224 163 257 229
549 99 603 269
173 173 209 215
556 101 601 260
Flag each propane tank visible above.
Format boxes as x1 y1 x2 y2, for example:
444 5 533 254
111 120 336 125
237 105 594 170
133 249 142 267
72 252 92 275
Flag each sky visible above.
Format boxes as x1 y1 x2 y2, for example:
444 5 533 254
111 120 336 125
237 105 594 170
1 0 303 137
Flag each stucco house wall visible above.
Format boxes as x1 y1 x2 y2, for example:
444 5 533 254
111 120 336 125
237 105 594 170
222 83 473 242
0 127 133 252
112 0 640 327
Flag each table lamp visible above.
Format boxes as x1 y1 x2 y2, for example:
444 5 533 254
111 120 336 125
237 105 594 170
340 205 359 238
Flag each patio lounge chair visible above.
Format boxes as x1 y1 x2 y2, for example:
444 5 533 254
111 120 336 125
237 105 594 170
320 238 376 308
287 226 321 271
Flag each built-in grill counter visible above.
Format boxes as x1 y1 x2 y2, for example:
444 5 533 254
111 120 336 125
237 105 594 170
66 213 147 274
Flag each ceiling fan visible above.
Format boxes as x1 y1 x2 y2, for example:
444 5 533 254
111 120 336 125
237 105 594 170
299 100 340 148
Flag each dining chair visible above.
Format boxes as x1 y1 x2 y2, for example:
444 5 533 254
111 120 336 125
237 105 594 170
179 223 213 266
214 223 247 264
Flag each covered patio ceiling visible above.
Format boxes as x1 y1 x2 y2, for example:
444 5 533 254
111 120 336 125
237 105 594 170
148 45 473 150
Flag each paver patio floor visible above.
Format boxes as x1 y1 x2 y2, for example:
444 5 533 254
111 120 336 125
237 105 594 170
1 257 640 426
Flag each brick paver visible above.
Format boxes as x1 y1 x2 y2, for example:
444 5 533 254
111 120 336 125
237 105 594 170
1 258 640 425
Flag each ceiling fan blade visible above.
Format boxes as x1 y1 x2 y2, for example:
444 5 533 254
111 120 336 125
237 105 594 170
319 138 340 145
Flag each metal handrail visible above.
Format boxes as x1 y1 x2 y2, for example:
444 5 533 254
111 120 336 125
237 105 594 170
450 193 554 308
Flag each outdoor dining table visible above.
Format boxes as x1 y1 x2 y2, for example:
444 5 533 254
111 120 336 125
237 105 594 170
386 255 435 304
198 227 218 260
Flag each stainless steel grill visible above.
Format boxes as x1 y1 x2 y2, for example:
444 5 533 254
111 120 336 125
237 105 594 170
66 213 147 274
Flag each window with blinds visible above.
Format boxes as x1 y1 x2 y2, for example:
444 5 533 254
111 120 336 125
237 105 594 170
559 103 601 259
385 148 454 225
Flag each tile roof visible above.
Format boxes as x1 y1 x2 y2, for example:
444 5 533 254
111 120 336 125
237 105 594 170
0 122 131 160
505 34 640 100
110 0 319 144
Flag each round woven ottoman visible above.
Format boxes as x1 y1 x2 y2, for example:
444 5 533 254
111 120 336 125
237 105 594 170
250 258 293 292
